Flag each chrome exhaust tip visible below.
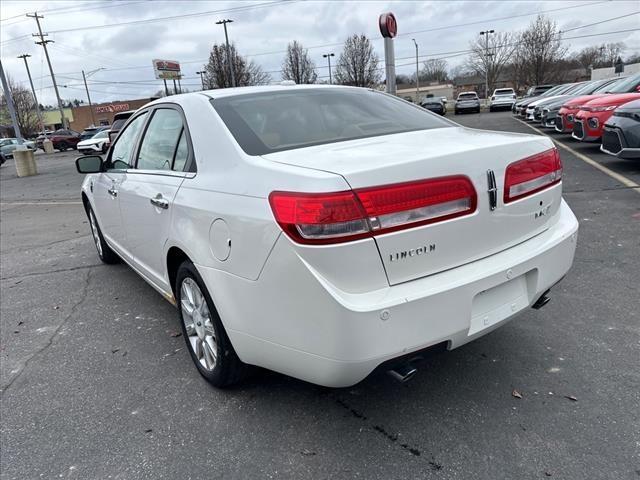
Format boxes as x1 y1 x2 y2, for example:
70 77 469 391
532 291 551 310
387 364 418 383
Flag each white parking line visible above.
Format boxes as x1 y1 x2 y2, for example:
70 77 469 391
514 118 640 195
0 201 83 206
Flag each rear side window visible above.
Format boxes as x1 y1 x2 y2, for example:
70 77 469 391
211 88 450 155
137 109 184 171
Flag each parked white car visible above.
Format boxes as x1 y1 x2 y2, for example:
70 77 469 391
76 85 578 388
77 129 110 155
489 88 516 112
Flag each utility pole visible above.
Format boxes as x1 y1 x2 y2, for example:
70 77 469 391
216 19 236 87
82 67 104 127
17 54 45 134
0 60 24 142
196 70 206 90
28 12 67 129
322 53 335 84
412 39 419 102
480 29 494 102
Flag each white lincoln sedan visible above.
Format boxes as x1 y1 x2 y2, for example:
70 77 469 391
76 85 578 388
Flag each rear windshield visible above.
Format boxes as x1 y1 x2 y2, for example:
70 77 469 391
458 93 478 99
211 88 451 155
494 89 513 95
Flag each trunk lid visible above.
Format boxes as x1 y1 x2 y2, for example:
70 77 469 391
263 127 562 285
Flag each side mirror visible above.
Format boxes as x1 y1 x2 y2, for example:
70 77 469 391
76 155 104 173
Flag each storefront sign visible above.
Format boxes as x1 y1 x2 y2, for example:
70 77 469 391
95 103 130 113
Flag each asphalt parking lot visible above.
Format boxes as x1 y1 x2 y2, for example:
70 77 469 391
1 111 638 480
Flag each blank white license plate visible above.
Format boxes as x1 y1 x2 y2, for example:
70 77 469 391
469 275 529 336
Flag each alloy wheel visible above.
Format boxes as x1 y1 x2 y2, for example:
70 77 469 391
181 277 218 371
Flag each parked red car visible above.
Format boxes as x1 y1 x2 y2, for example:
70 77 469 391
573 92 640 142
556 74 640 134
35 129 81 151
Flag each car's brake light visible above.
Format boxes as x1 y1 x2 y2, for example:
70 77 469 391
269 176 477 244
504 148 562 204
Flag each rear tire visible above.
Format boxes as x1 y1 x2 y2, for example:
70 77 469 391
176 261 249 388
57 141 69 151
87 206 119 264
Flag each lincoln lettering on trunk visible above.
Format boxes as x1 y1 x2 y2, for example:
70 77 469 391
389 244 436 262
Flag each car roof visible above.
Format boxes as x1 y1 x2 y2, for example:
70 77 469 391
144 84 372 109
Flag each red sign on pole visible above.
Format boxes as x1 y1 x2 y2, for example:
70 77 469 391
379 12 397 38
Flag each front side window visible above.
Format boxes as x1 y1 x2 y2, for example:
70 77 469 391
108 112 148 170
212 88 450 155
137 109 184 171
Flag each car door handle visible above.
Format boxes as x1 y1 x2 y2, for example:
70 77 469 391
107 187 118 197
150 194 169 210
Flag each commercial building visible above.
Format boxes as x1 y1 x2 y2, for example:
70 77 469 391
396 83 455 103
69 97 157 131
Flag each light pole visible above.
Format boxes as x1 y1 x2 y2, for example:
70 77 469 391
17 54 45 134
480 29 494 102
216 19 236 88
82 67 104 127
412 39 419 102
323 53 335 84
196 70 206 90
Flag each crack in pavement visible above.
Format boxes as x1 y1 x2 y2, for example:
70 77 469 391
1 263 103 282
1 234 92 254
333 395 443 469
1 267 95 395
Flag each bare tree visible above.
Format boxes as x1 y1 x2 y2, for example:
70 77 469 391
204 43 271 88
572 42 627 76
466 31 516 94
0 76 39 137
573 46 603 76
282 40 317 84
600 42 626 67
513 15 568 86
418 58 449 83
334 34 381 87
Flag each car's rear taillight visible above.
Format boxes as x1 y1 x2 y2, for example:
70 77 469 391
269 176 477 244
504 148 562 204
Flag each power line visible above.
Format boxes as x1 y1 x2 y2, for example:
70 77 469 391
1 1 148 25
0 0 295 45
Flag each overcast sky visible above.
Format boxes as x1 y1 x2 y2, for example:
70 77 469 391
1 0 639 105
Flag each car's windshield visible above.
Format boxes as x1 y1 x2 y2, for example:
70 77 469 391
212 88 451 156
494 89 513 96
458 93 478 100
543 84 572 96
92 130 108 139
594 78 622 93
605 74 640 93
574 79 611 95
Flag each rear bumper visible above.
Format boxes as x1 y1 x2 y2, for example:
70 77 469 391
199 200 579 387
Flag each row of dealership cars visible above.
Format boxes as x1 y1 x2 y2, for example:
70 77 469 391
513 73 640 159
0 111 137 164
